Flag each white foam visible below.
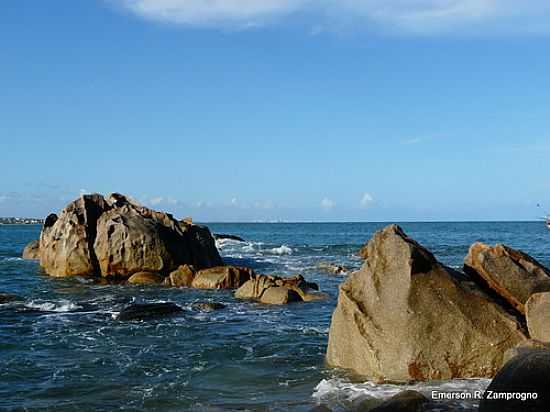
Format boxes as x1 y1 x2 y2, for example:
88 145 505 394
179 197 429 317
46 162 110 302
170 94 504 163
25 299 82 313
268 245 293 255
313 377 490 409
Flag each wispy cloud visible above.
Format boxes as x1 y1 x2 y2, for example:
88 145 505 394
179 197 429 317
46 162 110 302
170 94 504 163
321 197 335 210
360 192 374 208
112 0 550 34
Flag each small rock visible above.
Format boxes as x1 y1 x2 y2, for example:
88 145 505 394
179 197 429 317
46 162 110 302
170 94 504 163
191 265 253 289
526 292 550 342
260 286 302 305
192 302 226 312
127 271 165 285
22 240 40 260
165 264 195 287
116 302 183 321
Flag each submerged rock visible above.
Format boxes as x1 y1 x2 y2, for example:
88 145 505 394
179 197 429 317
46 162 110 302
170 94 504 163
126 271 164 285
116 302 183 321
0 293 22 304
213 233 245 242
22 240 40 260
464 242 550 315
326 225 527 381
479 350 550 412
526 292 550 342
191 265 253 289
38 193 222 278
192 302 226 312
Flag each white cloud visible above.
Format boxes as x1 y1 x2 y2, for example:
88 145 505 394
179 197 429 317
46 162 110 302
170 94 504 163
360 192 374 208
321 197 335 210
149 196 164 206
113 0 550 34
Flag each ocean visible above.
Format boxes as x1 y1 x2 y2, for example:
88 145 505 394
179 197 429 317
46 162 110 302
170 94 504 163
1 222 549 412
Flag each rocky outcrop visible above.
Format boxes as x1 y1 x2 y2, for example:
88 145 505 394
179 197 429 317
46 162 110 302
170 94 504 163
38 193 222 278
464 243 550 314
191 266 253 289
22 240 40 260
357 244 368 259
526 292 550 342
235 274 324 305
127 271 164 285
479 350 550 412
116 302 183 321
164 264 195 287
327 225 527 382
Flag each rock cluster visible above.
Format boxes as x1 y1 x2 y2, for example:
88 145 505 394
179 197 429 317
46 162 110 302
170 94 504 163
328 225 534 381
28 193 223 278
235 274 326 305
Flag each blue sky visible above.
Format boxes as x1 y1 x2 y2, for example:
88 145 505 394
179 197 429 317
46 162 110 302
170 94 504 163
1 0 550 221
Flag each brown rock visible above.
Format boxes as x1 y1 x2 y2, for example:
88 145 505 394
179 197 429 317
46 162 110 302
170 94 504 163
38 192 223 278
22 240 40 260
39 194 109 277
127 271 164 285
326 225 527 381
526 292 550 342
464 242 550 314
191 266 253 289
164 264 195 287
318 262 348 274
357 244 369 259
260 286 302 305
235 273 322 304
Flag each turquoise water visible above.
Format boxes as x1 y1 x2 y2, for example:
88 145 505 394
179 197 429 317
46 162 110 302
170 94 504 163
1 222 549 411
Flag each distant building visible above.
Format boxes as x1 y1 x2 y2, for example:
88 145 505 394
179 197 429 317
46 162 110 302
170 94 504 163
0 217 44 225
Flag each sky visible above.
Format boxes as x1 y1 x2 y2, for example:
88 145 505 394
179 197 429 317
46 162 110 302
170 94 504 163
1 0 550 222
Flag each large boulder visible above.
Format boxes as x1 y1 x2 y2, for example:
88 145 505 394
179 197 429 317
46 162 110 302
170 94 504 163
326 225 527 382
22 240 40 260
464 243 550 314
39 194 109 277
38 193 223 278
260 286 302 304
526 292 550 342
479 350 550 412
191 265 253 289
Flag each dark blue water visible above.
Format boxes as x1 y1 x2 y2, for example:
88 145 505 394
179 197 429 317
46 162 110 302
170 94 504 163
1 222 549 411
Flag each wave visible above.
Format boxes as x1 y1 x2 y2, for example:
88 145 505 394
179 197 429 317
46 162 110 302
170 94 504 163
268 245 293 255
0 257 24 262
312 377 490 410
25 300 82 313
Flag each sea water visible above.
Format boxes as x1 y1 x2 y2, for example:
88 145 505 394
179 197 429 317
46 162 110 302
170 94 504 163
1 222 548 411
